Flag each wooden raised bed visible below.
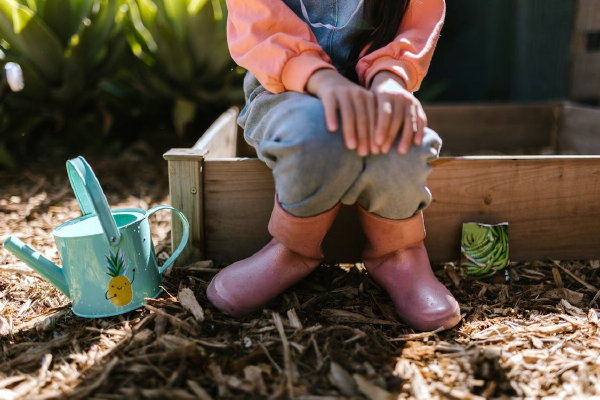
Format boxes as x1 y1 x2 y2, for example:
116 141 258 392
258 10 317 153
571 0 600 102
164 102 600 266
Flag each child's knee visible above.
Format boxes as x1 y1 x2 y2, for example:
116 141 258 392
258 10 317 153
419 127 442 161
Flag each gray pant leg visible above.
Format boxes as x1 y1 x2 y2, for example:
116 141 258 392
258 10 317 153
239 73 441 220
240 89 363 217
341 128 442 220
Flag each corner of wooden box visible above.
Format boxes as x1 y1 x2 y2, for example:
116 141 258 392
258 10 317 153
163 148 206 161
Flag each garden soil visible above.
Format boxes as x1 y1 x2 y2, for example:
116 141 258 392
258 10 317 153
1 144 599 399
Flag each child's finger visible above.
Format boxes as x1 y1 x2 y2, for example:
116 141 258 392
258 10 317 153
322 95 339 132
381 97 403 154
413 105 427 146
397 103 413 154
338 95 357 150
374 98 392 149
365 96 377 154
352 95 369 156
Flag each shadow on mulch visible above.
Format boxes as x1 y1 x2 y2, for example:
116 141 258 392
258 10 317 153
1 144 600 399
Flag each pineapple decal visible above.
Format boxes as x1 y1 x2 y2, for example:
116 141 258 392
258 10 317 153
104 250 136 306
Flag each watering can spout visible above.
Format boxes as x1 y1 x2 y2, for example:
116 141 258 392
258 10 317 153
3 236 70 297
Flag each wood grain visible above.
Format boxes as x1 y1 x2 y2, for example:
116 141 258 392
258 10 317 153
166 103 600 266
163 148 205 162
424 103 558 155
166 159 204 264
574 0 600 32
202 156 600 264
203 159 274 266
570 52 600 101
559 104 600 154
192 107 239 159
571 0 600 100
427 156 600 262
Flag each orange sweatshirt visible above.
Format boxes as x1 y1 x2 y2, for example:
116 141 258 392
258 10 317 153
226 0 446 94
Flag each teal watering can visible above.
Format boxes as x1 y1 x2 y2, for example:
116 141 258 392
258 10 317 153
3 156 190 318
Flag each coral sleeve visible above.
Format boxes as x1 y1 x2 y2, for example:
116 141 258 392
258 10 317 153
226 0 336 93
355 0 446 92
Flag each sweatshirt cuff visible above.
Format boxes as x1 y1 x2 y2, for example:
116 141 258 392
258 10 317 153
361 57 420 91
281 51 336 93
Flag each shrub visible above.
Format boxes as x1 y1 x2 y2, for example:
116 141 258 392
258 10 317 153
123 0 242 135
0 0 242 169
0 0 128 168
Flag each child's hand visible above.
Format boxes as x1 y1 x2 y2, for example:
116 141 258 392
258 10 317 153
306 69 375 156
370 71 427 154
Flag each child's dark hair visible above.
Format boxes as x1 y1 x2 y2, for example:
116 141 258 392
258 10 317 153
345 0 410 81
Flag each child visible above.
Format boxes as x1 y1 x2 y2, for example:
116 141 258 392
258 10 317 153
207 0 461 331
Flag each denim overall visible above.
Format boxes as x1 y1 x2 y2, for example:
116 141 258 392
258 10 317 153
238 0 442 219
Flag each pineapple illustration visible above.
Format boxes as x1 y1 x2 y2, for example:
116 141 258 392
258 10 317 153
104 250 135 306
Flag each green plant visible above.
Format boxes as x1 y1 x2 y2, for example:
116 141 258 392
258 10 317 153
460 222 509 279
0 0 128 168
123 0 243 135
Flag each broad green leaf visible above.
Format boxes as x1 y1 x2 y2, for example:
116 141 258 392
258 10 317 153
127 0 157 52
10 2 34 33
72 0 119 66
186 0 229 75
37 0 94 47
210 0 222 20
187 0 207 15
134 0 157 29
0 0 63 82
161 0 186 40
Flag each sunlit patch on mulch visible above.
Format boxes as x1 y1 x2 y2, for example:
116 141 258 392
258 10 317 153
1 150 599 399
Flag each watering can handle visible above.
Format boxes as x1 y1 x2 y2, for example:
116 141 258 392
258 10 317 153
66 157 121 245
145 205 190 275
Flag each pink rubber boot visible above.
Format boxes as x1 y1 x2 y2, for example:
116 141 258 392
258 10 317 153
207 200 340 317
358 207 461 331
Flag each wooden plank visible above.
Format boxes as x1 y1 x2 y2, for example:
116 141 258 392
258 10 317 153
424 103 558 155
426 156 600 262
203 159 273 266
202 158 364 264
574 0 600 32
203 156 600 265
559 103 600 154
166 159 204 265
163 148 205 161
192 106 239 159
570 52 600 100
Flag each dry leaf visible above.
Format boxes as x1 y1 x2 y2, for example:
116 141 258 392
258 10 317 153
178 287 205 322
353 374 392 400
329 361 359 397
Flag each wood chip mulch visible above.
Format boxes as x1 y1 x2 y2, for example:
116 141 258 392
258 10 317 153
1 147 599 400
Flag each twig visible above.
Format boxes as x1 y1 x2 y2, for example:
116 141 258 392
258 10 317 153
389 327 444 342
257 342 283 374
273 312 295 399
143 304 194 332
67 357 119 400
553 261 599 292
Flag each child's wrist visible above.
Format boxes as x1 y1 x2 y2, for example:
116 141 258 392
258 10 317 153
371 71 408 90
306 69 342 96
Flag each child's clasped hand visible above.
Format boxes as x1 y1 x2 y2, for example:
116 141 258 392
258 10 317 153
306 69 427 156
